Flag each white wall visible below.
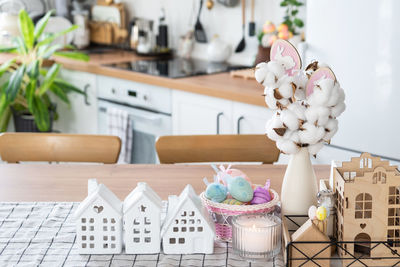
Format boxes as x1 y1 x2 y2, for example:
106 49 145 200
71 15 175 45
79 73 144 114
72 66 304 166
120 0 289 65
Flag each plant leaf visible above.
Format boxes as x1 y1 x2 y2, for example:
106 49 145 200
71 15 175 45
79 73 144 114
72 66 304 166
25 79 36 112
0 46 17 53
5 65 26 102
18 9 35 50
27 59 40 79
50 84 70 105
54 78 85 95
0 58 16 78
291 10 299 16
54 51 90 62
34 10 53 41
31 95 50 131
36 25 78 47
294 18 304 27
41 44 63 59
39 63 60 95
12 36 27 55
0 105 11 132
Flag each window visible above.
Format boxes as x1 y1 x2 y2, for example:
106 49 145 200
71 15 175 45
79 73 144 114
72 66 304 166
373 172 386 184
336 192 344 215
388 208 400 226
389 187 400 205
360 158 372 168
355 193 372 219
169 238 176 244
388 229 400 247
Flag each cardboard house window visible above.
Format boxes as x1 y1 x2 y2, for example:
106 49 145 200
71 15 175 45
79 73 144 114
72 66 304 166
360 158 372 169
389 186 400 205
355 193 372 219
337 192 344 215
388 208 400 226
373 172 386 184
387 229 400 247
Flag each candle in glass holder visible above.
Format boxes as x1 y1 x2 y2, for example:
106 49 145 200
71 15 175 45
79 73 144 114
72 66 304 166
232 213 281 260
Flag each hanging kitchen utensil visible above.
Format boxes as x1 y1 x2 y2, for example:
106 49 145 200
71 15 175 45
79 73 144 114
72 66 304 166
194 0 207 43
206 0 214 10
234 0 246 52
217 0 239 7
249 0 255 36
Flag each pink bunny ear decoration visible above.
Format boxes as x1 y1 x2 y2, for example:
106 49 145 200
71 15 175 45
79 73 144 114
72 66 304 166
270 39 302 76
306 67 336 97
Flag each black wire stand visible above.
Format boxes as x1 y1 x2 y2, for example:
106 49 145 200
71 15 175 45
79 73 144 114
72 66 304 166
284 215 400 267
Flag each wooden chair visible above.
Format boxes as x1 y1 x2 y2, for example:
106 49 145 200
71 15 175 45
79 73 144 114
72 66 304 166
156 134 280 164
0 133 121 164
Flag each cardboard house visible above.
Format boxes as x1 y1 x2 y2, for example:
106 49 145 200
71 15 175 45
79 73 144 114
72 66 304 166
161 184 215 254
74 179 123 254
123 182 163 254
290 219 331 267
333 153 400 266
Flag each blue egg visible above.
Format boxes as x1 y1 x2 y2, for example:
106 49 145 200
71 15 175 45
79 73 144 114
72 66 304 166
227 177 253 202
205 183 227 203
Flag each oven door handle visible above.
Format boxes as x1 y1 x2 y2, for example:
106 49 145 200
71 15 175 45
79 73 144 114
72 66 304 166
99 107 162 124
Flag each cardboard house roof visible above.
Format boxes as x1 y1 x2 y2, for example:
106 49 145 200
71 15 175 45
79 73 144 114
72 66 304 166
161 184 214 237
291 219 330 242
74 182 123 220
123 182 163 214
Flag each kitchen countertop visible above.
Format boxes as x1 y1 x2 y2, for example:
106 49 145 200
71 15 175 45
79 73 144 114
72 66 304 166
0 51 266 107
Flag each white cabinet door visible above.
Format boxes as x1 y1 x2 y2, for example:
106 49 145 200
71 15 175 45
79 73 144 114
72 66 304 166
232 102 272 134
53 69 97 134
172 90 232 135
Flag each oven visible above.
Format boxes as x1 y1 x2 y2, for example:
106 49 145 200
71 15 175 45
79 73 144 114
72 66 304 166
96 76 172 164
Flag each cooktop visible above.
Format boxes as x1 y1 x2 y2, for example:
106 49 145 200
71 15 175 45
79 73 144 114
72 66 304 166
104 57 248 78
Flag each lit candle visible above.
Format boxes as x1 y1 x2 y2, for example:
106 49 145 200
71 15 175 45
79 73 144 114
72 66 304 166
232 214 281 260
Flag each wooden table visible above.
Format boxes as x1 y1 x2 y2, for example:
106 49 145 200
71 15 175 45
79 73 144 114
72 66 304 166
0 164 330 201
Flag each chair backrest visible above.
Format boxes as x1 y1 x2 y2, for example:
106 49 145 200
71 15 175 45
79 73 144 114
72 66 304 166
156 134 280 164
0 133 121 164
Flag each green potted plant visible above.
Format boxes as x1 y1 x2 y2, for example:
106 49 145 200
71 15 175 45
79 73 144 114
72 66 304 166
0 9 89 132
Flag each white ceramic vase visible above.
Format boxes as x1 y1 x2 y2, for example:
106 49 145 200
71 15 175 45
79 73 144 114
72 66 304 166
281 148 318 217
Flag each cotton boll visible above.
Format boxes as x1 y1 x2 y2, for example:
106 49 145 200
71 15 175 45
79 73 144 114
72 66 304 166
267 61 285 78
294 72 308 89
305 106 330 126
255 62 268 83
277 138 300 154
294 87 306 100
280 109 299 131
323 124 338 141
263 72 277 87
331 102 346 117
265 94 278 109
265 113 284 141
278 82 294 99
308 78 335 106
308 141 325 156
298 122 325 144
287 102 306 120
326 82 341 107
278 98 290 107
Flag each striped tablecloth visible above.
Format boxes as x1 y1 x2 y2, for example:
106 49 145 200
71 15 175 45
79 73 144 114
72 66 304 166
0 202 284 267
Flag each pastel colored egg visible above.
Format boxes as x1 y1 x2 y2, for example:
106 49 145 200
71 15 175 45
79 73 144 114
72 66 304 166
228 177 254 202
222 199 243 205
316 206 327 221
205 183 227 203
220 169 252 186
278 31 290 40
308 205 317 220
250 186 272 205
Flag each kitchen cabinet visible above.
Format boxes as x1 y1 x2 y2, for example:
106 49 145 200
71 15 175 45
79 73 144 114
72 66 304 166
232 102 271 134
53 69 97 134
172 90 232 135
172 90 271 135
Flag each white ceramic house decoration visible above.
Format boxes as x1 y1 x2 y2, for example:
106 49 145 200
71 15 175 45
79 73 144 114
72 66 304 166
74 179 123 254
161 184 215 254
123 182 163 254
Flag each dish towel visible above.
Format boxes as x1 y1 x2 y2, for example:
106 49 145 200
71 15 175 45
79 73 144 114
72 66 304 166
107 107 132 163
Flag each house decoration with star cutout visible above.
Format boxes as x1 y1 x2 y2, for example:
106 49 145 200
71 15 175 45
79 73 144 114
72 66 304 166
123 182 163 254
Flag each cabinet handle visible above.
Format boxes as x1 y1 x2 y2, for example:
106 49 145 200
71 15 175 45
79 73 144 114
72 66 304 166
84 84 90 106
216 112 223 135
237 116 245 134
